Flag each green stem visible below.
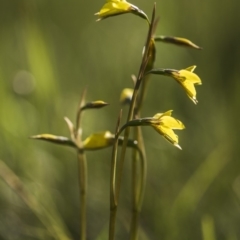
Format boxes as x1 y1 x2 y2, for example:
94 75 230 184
77 151 87 240
130 128 139 240
108 5 156 240
130 125 147 240
109 111 122 240
135 126 147 213
75 88 88 240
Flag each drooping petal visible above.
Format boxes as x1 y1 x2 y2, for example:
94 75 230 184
180 80 198 104
152 125 180 148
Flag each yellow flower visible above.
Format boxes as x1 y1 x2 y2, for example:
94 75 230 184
120 88 133 105
95 0 149 23
148 66 202 104
171 66 202 104
121 110 185 149
83 131 114 150
151 110 185 149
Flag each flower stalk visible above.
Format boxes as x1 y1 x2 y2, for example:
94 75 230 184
108 5 156 240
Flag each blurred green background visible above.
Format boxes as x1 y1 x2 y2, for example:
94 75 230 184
0 0 240 239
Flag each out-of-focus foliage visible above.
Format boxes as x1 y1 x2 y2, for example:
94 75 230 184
0 0 240 239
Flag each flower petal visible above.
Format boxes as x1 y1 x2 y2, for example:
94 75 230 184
95 1 149 22
180 80 198 104
185 65 196 72
152 125 179 145
95 1 131 20
179 69 202 85
160 116 185 129
153 110 173 119
83 131 114 150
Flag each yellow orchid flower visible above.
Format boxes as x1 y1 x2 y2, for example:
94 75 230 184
151 110 185 149
147 66 202 104
83 131 114 150
95 0 149 23
120 110 185 149
171 66 202 104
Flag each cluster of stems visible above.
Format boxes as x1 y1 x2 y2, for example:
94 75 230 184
31 1 202 240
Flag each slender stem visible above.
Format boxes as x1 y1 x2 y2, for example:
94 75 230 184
75 87 88 240
135 127 147 213
109 111 122 240
130 128 139 240
129 17 158 240
77 151 87 240
129 17 159 238
130 125 147 240
109 5 156 240
115 53 151 201
76 87 87 141
129 20 157 239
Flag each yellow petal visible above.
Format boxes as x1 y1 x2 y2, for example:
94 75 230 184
160 116 185 129
152 125 179 145
180 80 198 104
95 1 149 22
161 126 179 144
185 65 196 72
95 1 132 20
179 69 202 85
153 110 173 119
83 131 114 150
